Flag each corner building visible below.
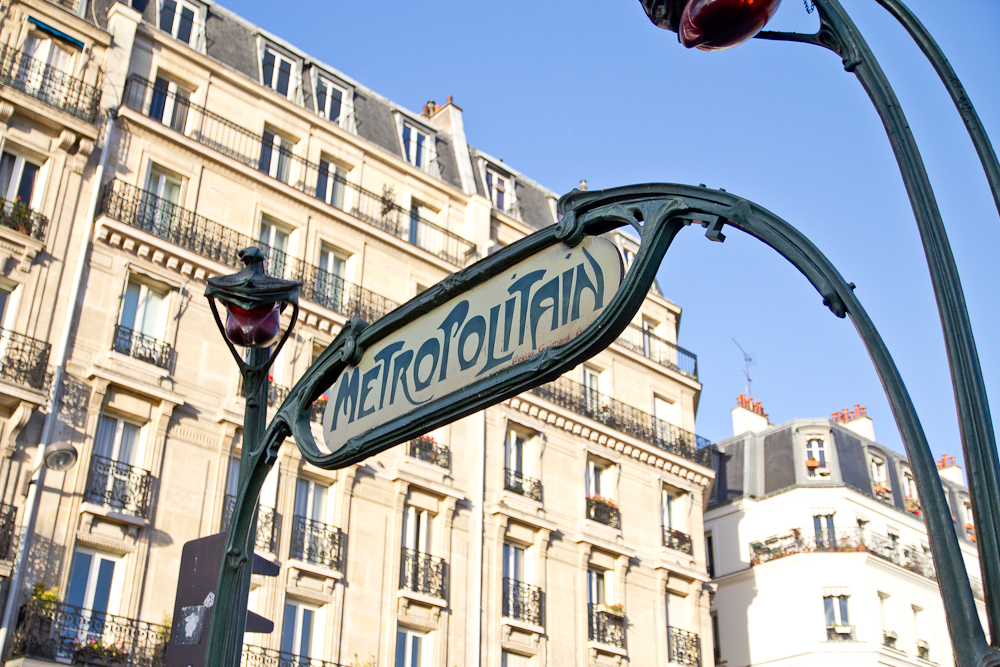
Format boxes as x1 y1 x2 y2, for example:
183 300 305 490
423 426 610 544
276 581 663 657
707 400 986 667
0 2 715 666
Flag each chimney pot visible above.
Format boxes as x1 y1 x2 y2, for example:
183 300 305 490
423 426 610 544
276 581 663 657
580 179 588 191
447 95 453 104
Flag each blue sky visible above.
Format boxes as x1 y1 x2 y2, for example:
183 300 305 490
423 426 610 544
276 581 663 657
226 1 1000 469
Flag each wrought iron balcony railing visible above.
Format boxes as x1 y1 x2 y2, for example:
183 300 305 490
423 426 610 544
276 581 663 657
407 436 450 468
113 325 172 369
123 75 479 267
0 327 51 391
668 626 701 667
0 502 16 561
502 578 543 626
503 468 542 501
10 599 169 666
587 497 621 529
663 527 694 555
400 547 447 599
101 179 400 323
290 516 346 571
616 323 698 380
84 455 153 519
529 377 714 468
826 625 857 642
242 644 358 667
588 603 625 648
1 198 48 241
221 494 279 552
0 45 102 122
749 527 937 581
239 378 291 409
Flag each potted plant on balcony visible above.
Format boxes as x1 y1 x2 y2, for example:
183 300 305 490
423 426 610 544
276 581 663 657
873 484 891 502
587 494 617 509
905 495 921 516
72 637 129 667
805 458 821 469
598 602 625 617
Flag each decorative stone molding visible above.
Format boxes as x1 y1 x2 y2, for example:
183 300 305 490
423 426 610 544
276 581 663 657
57 130 77 151
501 620 542 655
78 137 95 156
0 101 13 123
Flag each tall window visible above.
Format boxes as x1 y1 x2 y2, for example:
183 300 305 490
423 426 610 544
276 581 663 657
871 456 886 484
144 166 182 234
879 592 897 647
823 595 851 631
505 428 527 478
587 460 610 500
261 48 294 98
316 159 347 210
665 591 684 628
158 0 200 46
93 415 143 512
318 244 348 312
148 76 190 133
294 478 330 525
402 124 429 170
653 395 679 443
587 568 608 606
0 150 40 207
583 366 602 413
706 532 715 578
502 542 529 618
486 169 507 211
913 605 929 658
661 487 677 532
259 130 294 184
18 35 73 98
395 627 430 667
315 77 345 124
119 278 168 344
805 437 826 477
501 652 531 667
66 549 121 616
403 505 432 554
258 218 290 278
813 514 835 548
281 600 319 659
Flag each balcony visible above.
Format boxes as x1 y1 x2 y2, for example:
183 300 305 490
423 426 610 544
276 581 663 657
502 578 543 626
122 76 479 268
9 599 169 666
243 644 357 667
407 436 450 469
587 497 621 529
0 45 102 123
529 377 714 468
221 494 279 553
0 502 16 561
1 198 48 241
84 455 153 519
616 324 698 380
400 547 447 599
668 626 702 666
749 527 936 581
0 327 51 391
113 325 172 370
588 603 625 649
503 468 542 501
663 528 693 555
826 625 857 641
239 378 291 409
290 516 346 571
101 179 400 323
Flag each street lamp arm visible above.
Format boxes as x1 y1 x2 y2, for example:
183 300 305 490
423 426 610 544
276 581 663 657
755 30 823 46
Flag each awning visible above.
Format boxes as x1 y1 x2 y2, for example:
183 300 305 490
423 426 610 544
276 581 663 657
27 17 84 50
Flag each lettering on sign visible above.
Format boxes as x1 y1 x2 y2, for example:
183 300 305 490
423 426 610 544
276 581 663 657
322 236 623 449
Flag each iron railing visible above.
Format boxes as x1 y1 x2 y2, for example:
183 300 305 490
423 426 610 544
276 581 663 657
123 75 479 267
407 436 450 468
290 516 346 571
663 528 694 555
0 327 51 390
239 378 291 409
221 494 279 552
616 323 698 380
84 455 153 519
749 527 937 581
242 644 359 667
588 603 625 648
113 325 172 369
587 497 621 529
400 548 447 599
668 626 702 667
502 578 543 626
101 179 400 323
826 626 857 641
10 599 169 666
0 502 16 560
504 468 542 501
1 198 48 240
0 45 101 122
529 377 714 467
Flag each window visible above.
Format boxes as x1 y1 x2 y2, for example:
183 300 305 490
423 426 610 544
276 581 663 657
117 278 169 366
148 76 190 133
158 0 200 46
281 600 320 660
711 613 721 664
502 542 532 619
0 286 9 327
913 605 929 659
505 428 527 477
395 627 430 667
143 166 182 234
403 505 432 554
901 468 920 515
654 395 679 443
316 159 347 210
583 365 602 412
665 591 684 628
706 532 715 578
258 218 290 279
66 549 122 616
317 244 348 312
879 592 898 648
805 437 826 477
294 478 330 524
588 568 609 606
661 487 677 531
401 124 430 170
823 595 852 638
813 514 835 548
623 248 636 270
587 460 610 500
261 47 294 98
486 169 508 211
502 652 531 667
18 34 74 98
94 414 142 467
871 456 886 484
963 498 975 540
0 150 41 207
315 77 345 124
259 130 294 184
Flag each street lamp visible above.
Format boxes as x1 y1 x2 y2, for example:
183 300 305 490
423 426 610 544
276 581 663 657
638 0 1000 663
203 246 300 667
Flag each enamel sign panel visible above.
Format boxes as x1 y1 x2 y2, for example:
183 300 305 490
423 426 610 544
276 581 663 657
322 236 623 450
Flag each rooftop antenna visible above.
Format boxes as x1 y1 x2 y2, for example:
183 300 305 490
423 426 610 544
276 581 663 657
733 338 754 397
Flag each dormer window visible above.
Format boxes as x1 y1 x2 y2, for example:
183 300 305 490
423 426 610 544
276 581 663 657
159 0 203 48
316 77 344 123
261 47 295 98
402 123 431 171
486 169 507 211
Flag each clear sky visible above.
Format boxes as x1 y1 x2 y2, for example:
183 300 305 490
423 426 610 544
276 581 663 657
224 0 1000 470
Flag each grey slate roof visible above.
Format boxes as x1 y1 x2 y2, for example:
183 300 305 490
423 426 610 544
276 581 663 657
515 179 556 230
354 90 402 158
204 7 259 80
434 135 462 191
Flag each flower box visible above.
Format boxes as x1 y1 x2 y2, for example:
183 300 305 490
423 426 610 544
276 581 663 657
597 603 625 616
805 458 821 468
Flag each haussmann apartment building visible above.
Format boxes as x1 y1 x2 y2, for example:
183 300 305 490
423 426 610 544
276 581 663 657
0 1 716 666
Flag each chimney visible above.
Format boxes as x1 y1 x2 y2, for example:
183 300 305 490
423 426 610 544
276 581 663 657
732 394 769 436
579 180 588 191
831 404 875 441
936 453 965 485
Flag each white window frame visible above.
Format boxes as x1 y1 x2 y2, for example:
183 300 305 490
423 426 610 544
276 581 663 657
314 74 350 126
258 217 291 278
870 455 886 485
403 505 433 554
505 427 530 477
401 122 435 172
586 458 616 502
260 45 297 99
587 567 611 606
294 477 331 524
485 167 512 213
65 548 125 617
806 437 827 477
260 129 295 185
149 75 191 134
281 599 322 659
395 627 431 667
0 147 44 209
317 158 348 210
119 277 169 342
158 0 205 49
823 594 851 628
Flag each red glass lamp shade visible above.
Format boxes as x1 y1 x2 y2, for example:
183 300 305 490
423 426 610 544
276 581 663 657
224 303 281 348
679 0 782 51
